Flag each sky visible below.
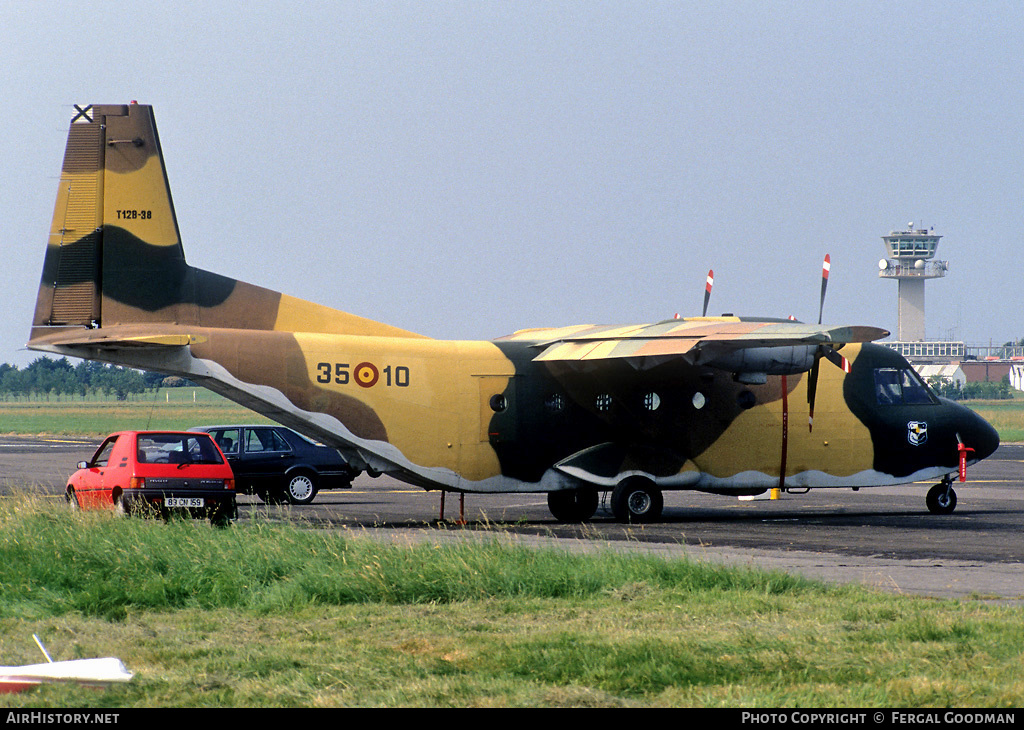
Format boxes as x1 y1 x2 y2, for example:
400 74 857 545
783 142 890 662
2 1 1022 367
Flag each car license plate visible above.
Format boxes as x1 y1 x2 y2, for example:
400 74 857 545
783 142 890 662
165 497 204 508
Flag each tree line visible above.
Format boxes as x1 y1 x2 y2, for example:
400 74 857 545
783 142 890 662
0 357 188 401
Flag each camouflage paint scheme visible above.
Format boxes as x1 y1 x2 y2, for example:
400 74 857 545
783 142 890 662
28 104 999 518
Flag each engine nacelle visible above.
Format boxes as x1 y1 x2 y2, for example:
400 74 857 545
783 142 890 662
700 345 817 378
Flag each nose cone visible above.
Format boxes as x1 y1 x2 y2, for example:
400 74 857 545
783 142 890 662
963 407 1000 463
943 398 1000 463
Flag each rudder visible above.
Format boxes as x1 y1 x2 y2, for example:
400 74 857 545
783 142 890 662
34 103 185 330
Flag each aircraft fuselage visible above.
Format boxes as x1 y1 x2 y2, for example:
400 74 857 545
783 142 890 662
27 103 1000 522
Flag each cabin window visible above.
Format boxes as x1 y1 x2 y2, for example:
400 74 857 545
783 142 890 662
737 390 756 410
873 368 936 405
544 394 565 413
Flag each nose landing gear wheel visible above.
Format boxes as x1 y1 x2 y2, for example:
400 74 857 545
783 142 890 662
926 482 957 514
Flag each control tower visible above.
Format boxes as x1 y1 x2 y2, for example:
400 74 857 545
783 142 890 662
878 225 947 341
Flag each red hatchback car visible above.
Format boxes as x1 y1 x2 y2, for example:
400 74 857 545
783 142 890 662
67 431 237 524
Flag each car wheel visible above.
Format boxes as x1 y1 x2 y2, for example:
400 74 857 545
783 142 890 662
66 489 79 510
284 472 317 505
209 501 234 527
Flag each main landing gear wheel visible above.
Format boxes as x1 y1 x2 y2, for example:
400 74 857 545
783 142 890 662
547 488 599 522
611 478 664 523
926 482 957 515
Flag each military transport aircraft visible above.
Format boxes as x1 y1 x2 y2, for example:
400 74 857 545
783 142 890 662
27 103 999 522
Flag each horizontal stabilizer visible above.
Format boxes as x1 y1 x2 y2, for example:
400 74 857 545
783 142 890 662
27 325 205 352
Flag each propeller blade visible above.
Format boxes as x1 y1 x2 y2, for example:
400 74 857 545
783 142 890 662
807 354 821 432
702 269 713 317
807 344 851 432
822 344 851 373
808 255 842 432
818 254 830 325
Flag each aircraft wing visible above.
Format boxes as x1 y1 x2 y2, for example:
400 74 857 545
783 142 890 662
528 319 889 364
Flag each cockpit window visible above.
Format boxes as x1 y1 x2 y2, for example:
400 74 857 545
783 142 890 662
900 369 935 404
874 368 936 405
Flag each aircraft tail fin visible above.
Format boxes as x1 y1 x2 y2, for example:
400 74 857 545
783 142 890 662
31 103 421 342
33 103 178 330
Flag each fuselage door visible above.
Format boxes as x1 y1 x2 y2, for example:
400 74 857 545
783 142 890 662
475 375 517 444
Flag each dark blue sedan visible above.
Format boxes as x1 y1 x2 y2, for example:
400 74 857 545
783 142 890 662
190 425 358 505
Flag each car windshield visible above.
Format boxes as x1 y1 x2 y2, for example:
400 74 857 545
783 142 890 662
289 430 317 446
137 433 225 465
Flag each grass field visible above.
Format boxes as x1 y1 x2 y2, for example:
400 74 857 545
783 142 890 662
0 497 1021 708
0 388 271 436
964 396 1024 443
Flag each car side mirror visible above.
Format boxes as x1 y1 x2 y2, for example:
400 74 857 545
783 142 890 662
77 461 89 469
